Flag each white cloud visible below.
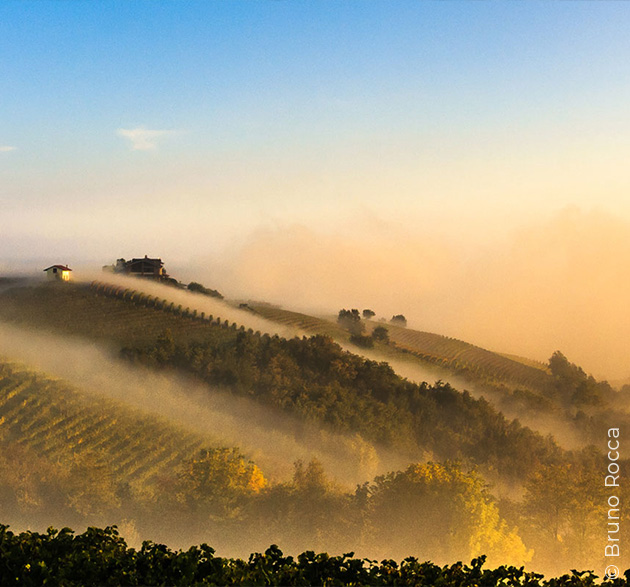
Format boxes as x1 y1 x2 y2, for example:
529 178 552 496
0 146 16 152
117 127 174 151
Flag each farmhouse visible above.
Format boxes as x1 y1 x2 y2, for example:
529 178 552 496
115 256 170 281
43 265 72 281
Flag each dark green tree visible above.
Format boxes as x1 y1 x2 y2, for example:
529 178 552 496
390 315 407 327
187 281 224 299
371 325 389 343
337 309 365 336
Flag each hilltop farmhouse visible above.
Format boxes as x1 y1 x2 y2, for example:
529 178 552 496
109 256 171 282
43 265 72 281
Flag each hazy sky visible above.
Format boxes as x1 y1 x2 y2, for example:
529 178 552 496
2 2 630 378
2 1 630 256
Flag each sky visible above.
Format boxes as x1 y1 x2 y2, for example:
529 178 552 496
1 1 630 379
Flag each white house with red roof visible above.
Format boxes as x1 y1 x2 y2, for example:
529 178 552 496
43 265 72 281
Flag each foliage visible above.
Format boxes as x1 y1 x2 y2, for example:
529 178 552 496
366 461 531 566
349 333 374 348
2 282 626 575
172 448 266 514
187 282 224 300
337 308 365 336
0 523 625 586
548 351 613 407
362 309 375 319
121 330 562 481
0 362 264 539
371 325 389 343
518 449 623 572
390 314 407 327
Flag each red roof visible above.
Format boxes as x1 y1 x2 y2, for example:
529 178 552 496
43 265 72 272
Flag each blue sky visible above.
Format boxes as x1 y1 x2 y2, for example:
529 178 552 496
2 1 630 260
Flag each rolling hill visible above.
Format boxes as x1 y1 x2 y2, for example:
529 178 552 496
0 277 626 575
250 303 554 393
0 279 553 396
0 361 210 489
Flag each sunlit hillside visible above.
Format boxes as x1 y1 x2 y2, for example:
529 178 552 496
1 277 628 576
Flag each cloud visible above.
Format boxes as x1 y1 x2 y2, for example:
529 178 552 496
0 146 16 152
116 127 174 151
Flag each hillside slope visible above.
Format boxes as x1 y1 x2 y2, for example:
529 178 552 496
250 303 553 393
0 281 221 347
0 361 208 489
0 280 552 396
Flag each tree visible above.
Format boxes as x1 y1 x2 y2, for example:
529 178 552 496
371 325 389 343
362 309 375 319
520 456 609 573
337 309 365 336
548 351 608 407
187 282 224 299
172 447 266 521
244 459 357 555
366 462 530 566
350 333 374 348
390 315 407 327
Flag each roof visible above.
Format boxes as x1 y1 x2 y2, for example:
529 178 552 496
43 265 72 272
127 257 163 265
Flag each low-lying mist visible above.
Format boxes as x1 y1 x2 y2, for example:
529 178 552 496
44 273 589 453
190 206 630 382
0 322 411 486
83 272 302 339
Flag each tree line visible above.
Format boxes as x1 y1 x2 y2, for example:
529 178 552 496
121 328 562 482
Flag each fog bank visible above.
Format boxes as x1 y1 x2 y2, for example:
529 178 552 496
195 207 629 381
0 323 412 486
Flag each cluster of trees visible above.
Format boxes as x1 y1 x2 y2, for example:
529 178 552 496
337 308 407 341
121 328 562 481
336 309 396 348
186 282 223 299
2 323 627 574
489 351 630 446
115 322 630 573
0 438 264 538
2 426 627 575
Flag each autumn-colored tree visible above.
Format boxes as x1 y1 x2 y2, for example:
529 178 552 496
520 454 611 574
365 462 530 566
243 459 359 555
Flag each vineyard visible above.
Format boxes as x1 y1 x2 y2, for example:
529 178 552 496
0 361 212 488
0 281 262 347
0 281 560 398
0 524 625 587
0 281 625 576
249 303 554 393
374 322 552 391
250 305 346 338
